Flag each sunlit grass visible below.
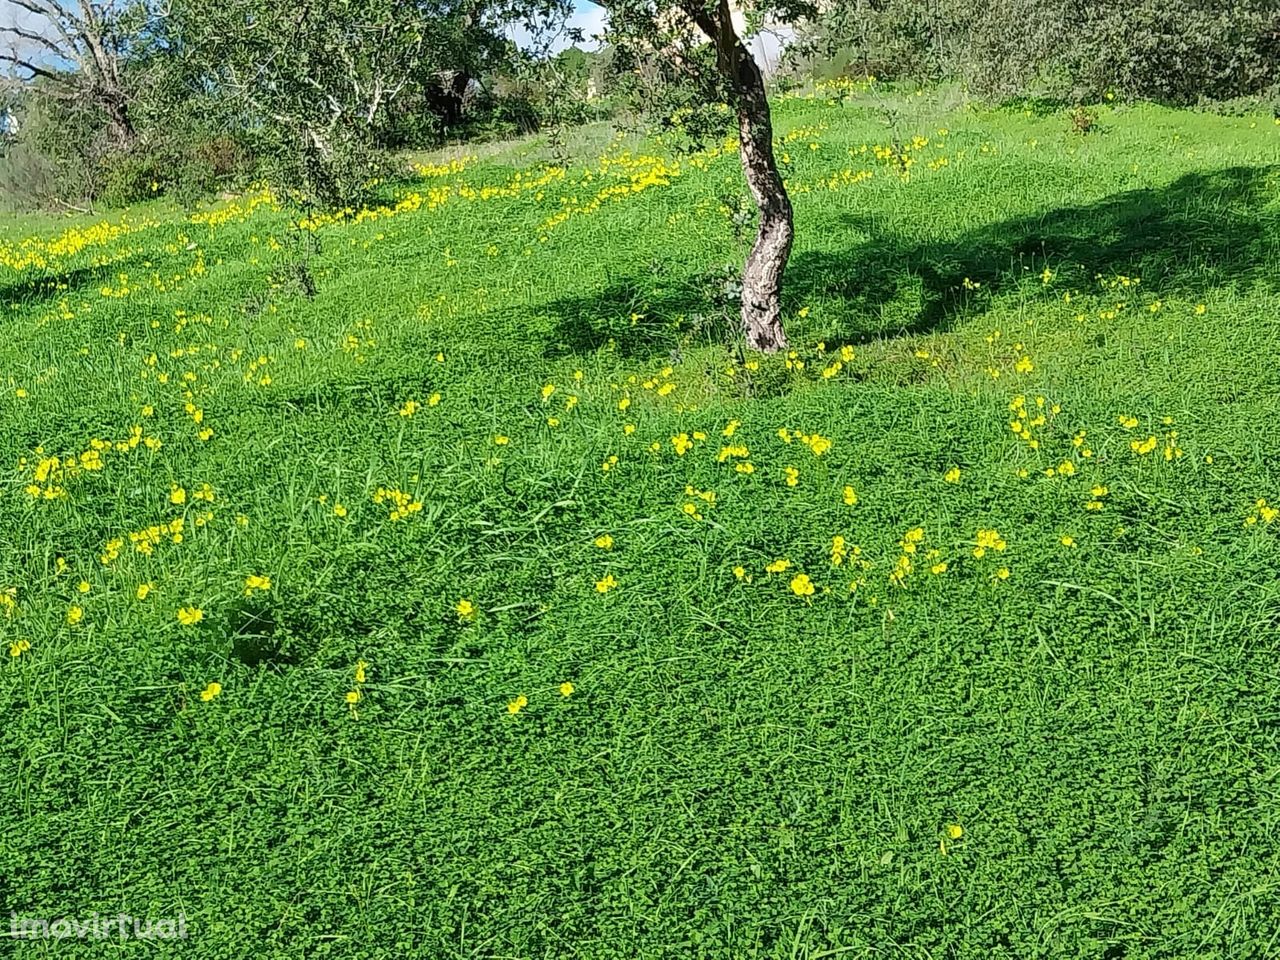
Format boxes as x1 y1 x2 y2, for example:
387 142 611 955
3 87 1280 957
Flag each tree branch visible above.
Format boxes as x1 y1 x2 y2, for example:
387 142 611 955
0 51 66 84
0 25 69 58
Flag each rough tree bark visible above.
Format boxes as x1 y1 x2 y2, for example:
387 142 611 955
725 32 793 352
677 1 796 351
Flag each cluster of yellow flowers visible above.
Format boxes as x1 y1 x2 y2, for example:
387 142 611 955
188 186 278 227
372 486 423 521
1008 394 1061 451
540 151 680 234
1245 499 1278 526
681 486 716 521
776 429 833 457
20 425 160 500
0 215 156 274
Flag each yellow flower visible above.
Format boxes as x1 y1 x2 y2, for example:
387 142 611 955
733 565 747 580
541 383 556 401
805 434 832 456
243 574 272 596
790 573 815 597
943 467 961 483
77 580 91 594
594 534 614 549
765 558 791 574
66 605 84 625
399 399 420 417
494 435 510 446
355 660 368 684
1118 415 1138 429
559 682 575 698
428 392 441 406
930 561 948 575
507 694 528 714
136 582 153 600
177 606 203 626
831 536 848 566
1014 355 1034 374
946 823 964 840
9 639 31 657
333 503 348 517
973 528 1007 558
1060 535 1076 547
1195 303 1206 315
456 598 476 619
170 485 187 505
595 574 619 593
199 682 222 702
345 689 362 705
842 485 858 506
784 466 799 487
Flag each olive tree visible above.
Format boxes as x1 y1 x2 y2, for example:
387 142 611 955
0 0 152 148
589 0 815 351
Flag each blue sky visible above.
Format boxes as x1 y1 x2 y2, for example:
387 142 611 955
507 2 789 72
507 2 609 53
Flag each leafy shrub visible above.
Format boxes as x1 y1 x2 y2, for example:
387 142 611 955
804 0 1280 105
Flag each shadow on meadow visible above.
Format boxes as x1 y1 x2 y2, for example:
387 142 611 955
519 164 1280 359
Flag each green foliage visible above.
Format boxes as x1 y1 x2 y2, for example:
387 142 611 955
803 0 1280 105
165 0 568 205
0 86 104 208
2 89 1280 956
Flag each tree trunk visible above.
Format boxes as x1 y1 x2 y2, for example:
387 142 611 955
103 94 137 150
729 32 794 351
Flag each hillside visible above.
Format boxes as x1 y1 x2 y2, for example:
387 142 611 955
3 86 1280 957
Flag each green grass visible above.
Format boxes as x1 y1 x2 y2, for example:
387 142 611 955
3 86 1280 958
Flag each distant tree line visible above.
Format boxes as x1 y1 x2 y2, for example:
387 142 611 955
2 1 1276 211
0 0 611 208
3 0 1275 354
800 0 1280 106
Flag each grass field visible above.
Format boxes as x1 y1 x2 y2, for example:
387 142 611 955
4 84 1280 958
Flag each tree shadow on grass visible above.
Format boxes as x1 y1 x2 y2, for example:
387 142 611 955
510 164 1279 360
789 163 1280 344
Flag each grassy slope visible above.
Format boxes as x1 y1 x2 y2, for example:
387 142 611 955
2 88 1280 958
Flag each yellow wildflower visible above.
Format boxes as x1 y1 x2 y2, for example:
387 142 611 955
177 606 204 626
790 573 815 597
